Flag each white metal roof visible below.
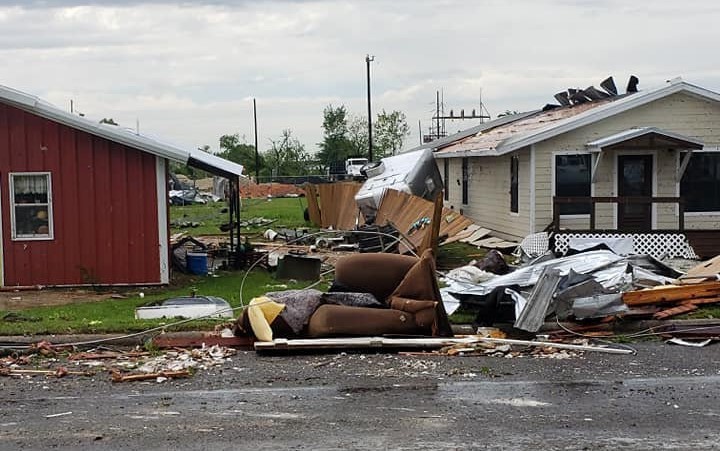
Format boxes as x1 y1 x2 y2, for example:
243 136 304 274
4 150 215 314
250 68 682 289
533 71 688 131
0 84 244 178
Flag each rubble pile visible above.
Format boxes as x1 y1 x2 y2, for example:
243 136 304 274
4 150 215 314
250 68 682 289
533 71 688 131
0 342 236 383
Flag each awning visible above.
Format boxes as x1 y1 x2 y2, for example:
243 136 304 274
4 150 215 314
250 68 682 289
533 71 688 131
585 127 704 182
188 148 245 180
585 127 704 151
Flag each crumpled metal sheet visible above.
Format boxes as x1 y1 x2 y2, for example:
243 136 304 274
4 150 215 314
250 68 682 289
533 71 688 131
446 250 625 297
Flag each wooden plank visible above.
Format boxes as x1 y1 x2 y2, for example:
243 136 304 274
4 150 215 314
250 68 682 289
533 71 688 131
472 237 503 247
460 228 491 244
440 224 480 245
483 240 520 250
622 282 720 306
653 304 698 320
303 184 322 226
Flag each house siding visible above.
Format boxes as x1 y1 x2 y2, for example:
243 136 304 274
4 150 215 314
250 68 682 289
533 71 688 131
440 150 531 241
0 102 162 286
533 92 720 231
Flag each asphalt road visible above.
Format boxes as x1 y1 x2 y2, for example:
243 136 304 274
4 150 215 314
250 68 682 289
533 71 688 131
2 342 720 450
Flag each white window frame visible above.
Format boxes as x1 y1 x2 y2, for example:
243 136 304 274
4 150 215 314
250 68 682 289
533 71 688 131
551 150 593 220
677 147 720 216
9 172 54 241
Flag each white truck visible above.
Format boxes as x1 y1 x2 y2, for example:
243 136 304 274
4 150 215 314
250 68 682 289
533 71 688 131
345 158 369 179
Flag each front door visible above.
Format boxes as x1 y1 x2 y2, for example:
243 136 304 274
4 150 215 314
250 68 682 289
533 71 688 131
618 155 653 231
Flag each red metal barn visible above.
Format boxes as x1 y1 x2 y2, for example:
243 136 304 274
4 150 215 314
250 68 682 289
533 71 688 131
0 85 244 287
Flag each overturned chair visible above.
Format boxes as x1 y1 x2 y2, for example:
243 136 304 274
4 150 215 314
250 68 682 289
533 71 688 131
238 249 454 341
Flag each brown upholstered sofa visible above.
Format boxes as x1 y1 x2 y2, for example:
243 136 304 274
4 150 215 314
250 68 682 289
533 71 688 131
236 249 453 340
307 249 453 337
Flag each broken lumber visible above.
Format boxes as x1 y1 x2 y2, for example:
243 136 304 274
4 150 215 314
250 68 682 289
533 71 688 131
110 369 191 383
653 304 699 320
622 282 720 306
679 255 720 284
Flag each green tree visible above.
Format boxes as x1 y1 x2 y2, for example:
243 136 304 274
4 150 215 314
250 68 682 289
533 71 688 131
216 133 263 177
373 109 410 158
264 129 311 177
347 114 369 158
317 104 354 170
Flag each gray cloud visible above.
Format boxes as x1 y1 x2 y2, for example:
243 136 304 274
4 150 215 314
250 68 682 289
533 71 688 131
1 0 719 154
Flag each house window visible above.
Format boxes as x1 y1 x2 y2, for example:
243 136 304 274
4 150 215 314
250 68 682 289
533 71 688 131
443 159 449 201
10 173 53 240
681 152 720 212
461 157 469 205
555 154 591 215
510 156 519 213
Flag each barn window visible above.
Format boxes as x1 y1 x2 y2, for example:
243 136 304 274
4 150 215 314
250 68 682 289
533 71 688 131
681 152 720 213
9 173 53 240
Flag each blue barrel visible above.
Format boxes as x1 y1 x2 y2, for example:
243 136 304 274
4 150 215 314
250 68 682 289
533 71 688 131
186 252 208 275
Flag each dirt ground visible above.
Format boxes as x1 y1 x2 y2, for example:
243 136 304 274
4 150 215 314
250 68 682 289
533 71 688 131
240 182 305 198
0 289 120 311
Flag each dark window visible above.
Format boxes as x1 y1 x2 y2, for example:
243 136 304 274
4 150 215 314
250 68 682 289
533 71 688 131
443 159 449 201
681 152 720 212
461 157 469 205
555 154 591 215
510 156 519 213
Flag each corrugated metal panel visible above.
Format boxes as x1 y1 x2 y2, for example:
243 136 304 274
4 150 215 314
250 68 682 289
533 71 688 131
0 103 161 286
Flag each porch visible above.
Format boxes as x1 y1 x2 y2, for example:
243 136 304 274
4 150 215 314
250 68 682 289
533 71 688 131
551 196 720 258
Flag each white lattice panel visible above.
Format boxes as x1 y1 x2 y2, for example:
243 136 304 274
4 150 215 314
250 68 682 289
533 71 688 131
554 233 698 259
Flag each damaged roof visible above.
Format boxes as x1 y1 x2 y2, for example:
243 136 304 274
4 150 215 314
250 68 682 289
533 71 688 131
0 84 245 178
434 78 720 158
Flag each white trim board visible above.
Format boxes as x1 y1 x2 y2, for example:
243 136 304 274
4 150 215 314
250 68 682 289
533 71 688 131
156 157 170 284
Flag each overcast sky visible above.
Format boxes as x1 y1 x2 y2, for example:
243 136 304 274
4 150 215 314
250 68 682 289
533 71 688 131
2 0 720 156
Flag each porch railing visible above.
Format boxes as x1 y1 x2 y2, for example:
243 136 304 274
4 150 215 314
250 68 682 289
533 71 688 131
552 196 685 232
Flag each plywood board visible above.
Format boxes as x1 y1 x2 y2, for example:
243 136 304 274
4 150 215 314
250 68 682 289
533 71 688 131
303 184 322 226
460 228 491 244
679 255 720 283
441 224 481 246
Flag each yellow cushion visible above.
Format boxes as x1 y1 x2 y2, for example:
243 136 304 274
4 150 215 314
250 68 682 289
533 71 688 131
247 296 285 342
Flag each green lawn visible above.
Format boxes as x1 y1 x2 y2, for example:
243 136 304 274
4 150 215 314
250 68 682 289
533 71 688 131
0 208 491 336
0 271 314 335
171 197 310 236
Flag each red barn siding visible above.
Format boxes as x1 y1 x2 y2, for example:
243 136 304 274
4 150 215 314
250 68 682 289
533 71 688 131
0 103 162 286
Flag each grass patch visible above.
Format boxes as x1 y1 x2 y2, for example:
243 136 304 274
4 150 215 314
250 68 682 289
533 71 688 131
171 197 310 236
0 271 320 335
436 242 486 270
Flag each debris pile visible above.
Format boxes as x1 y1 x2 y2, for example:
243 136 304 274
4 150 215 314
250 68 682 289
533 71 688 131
240 182 304 199
0 342 236 383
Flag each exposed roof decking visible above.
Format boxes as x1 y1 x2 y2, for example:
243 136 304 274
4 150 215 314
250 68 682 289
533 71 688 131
434 79 720 158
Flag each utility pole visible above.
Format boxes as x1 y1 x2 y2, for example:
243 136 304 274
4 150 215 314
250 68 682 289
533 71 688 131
366 54 375 162
253 98 259 181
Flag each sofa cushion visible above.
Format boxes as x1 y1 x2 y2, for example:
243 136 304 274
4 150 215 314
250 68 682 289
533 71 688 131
333 253 418 301
307 304 420 337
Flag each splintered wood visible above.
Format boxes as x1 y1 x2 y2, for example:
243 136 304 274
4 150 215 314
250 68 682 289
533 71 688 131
304 182 364 230
623 281 720 320
622 282 720 306
374 189 473 254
